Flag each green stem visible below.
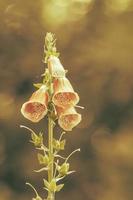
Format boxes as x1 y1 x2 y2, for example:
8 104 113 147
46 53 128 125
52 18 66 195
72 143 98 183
45 33 57 200
47 116 55 200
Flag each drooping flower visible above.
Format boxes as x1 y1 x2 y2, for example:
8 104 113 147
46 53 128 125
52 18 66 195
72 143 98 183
56 106 81 131
48 55 66 78
52 77 79 108
21 85 49 122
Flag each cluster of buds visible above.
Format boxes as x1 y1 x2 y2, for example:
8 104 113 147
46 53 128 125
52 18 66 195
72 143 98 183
21 55 81 131
20 33 83 200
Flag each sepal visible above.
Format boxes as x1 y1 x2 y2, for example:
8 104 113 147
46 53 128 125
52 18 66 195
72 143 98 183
57 162 69 176
43 179 64 193
30 132 43 147
44 179 50 189
37 153 49 166
20 125 43 147
53 138 66 151
56 184 64 192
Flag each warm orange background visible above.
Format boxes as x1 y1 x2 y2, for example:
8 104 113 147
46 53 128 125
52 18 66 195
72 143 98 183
0 0 133 200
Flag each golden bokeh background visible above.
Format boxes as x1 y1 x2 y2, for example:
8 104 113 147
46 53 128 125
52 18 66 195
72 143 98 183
0 0 133 199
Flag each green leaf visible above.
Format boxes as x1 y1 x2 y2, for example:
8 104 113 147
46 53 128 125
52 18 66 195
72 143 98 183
56 184 64 192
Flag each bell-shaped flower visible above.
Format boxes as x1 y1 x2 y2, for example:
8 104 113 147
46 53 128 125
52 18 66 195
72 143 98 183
56 106 81 131
21 85 49 122
48 55 66 77
52 77 79 108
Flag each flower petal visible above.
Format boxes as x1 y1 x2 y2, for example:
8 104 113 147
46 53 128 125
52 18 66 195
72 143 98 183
53 77 79 108
57 107 81 131
21 85 49 122
48 56 66 78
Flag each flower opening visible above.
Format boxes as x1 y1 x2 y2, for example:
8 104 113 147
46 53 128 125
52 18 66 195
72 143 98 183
57 107 81 131
53 77 79 108
21 86 49 122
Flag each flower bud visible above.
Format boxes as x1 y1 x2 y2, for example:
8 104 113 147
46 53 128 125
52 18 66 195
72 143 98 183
48 55 66 77
53 77 79 108
57 107 81 131
21 85 49 122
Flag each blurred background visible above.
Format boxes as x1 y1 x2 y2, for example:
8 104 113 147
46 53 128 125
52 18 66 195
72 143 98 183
0 0 133 199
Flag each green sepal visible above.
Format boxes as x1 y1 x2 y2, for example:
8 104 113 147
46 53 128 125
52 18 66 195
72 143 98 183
60 140 66 150
37 153 49 166
53 139 60 150
30 132 43 147
49 179 57 192
43 179 50 189
20 126 43 147
53 139 66 151
56 184 64 192
58 163 70 176
46 179 64 193
44 178 56 192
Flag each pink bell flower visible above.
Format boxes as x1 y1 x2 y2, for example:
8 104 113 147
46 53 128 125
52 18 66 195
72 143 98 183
48 55 66 78
21 85 49 122
52 77 79 108
56 106 81 131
